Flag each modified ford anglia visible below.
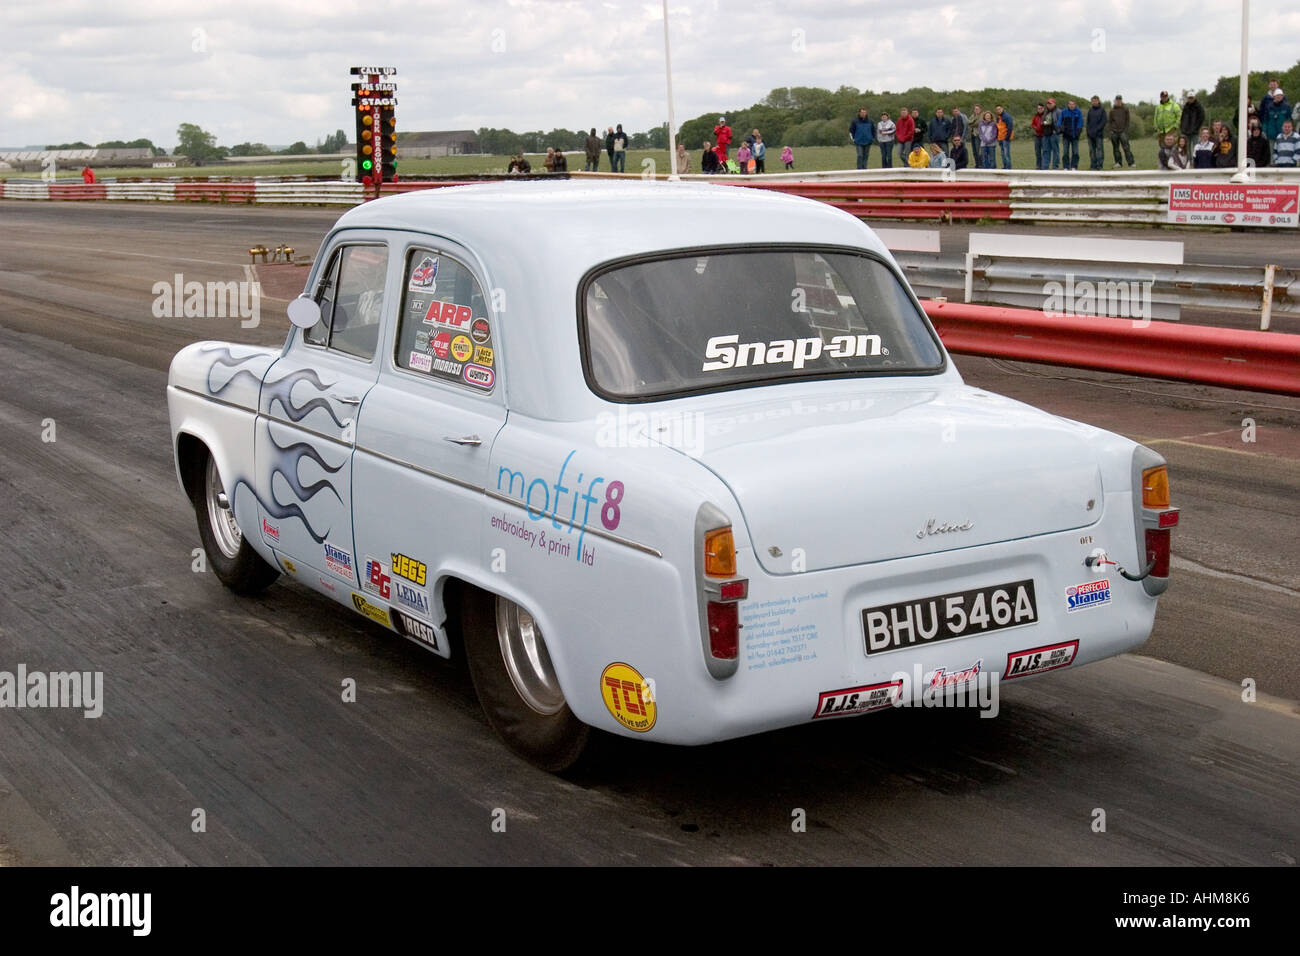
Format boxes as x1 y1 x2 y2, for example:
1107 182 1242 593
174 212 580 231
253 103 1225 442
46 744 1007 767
167 181 1178 770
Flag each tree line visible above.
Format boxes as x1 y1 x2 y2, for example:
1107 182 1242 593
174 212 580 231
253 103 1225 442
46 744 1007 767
675 61 1300 149
50 59 1299 162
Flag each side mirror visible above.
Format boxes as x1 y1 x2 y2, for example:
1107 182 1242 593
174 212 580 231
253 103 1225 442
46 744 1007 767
287 295 322 329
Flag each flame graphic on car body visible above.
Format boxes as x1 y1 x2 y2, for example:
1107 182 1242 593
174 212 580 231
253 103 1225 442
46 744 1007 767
196 346 352 546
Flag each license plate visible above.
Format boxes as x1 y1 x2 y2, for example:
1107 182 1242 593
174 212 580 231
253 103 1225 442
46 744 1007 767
863 579 1038 655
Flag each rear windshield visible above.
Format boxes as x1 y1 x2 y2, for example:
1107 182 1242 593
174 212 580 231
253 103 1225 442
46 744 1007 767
581 247 944 399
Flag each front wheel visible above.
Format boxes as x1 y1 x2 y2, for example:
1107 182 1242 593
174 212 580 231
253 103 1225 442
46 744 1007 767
462 589 590 772
192 452 279 595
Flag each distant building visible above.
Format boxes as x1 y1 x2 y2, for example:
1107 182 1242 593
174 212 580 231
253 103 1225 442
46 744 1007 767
398 130 480 158
0 146 166 172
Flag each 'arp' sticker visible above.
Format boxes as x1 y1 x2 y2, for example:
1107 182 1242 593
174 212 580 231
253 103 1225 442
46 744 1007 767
424 301 472 328
463 364 494 389
450 335 473 363
600 662 656 732
471 317 491 344
408 256 438 292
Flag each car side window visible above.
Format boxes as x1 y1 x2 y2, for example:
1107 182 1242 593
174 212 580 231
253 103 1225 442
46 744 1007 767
394 248 496 392
303 244 389 360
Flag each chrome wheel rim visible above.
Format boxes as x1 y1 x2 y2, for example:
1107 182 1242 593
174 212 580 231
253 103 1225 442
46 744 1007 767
496 598 565 715
205 457 242 559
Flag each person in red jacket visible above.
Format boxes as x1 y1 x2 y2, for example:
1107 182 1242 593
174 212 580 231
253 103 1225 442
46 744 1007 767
81 166 96 184
895 108 915 158
713 117 733 159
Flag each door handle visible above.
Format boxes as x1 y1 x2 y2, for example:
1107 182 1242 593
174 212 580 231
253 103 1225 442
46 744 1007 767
443 435 483 446
334 395 363 405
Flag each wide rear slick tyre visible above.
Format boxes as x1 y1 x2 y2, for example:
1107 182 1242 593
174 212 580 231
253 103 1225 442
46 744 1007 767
461 588 590 772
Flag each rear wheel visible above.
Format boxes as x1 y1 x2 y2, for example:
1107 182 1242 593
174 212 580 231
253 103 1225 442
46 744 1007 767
462 588 590 771
193 452 279 595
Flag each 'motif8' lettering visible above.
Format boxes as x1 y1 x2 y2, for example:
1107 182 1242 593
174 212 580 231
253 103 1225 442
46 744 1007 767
497 450 624 562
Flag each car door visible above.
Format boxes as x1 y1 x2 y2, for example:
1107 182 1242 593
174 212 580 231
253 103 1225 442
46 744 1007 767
255 237 393 590
350 237 507 653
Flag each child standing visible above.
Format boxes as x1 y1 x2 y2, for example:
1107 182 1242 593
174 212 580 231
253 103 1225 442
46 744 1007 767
780 145 794 170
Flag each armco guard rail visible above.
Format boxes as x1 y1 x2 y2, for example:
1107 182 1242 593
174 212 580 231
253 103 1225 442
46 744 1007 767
922 300 1300 395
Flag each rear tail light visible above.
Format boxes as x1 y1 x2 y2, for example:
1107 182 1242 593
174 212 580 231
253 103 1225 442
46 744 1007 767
1133 452 1176 594
695 505 747 678
707 600 740 659
1145 528 1172 578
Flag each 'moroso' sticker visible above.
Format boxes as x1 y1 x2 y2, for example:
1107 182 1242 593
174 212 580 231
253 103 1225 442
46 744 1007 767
600 662 656 732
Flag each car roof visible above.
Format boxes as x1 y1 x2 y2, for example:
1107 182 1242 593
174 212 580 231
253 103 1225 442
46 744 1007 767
335 179 887 264
332 180 897 420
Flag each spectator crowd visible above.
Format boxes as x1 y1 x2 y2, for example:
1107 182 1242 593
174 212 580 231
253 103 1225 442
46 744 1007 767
836 80 1300 171
512 79 1300 175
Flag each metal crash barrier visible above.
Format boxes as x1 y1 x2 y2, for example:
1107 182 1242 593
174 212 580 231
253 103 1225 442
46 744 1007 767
923 300 1300 396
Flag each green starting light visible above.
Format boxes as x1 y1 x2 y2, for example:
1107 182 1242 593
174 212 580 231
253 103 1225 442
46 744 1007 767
361 159 373 170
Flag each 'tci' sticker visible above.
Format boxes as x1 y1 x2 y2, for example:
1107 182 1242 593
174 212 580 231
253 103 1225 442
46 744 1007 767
600 662 657 732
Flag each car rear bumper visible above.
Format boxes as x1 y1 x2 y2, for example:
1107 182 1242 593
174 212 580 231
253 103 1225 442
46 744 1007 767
577 490 1158 745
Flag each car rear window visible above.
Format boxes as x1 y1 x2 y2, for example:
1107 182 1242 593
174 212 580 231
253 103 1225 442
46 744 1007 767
580 247 944 399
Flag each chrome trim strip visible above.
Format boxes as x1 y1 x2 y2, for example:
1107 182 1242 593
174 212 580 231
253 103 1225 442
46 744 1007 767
265 415 353 448
173 385 253 414
355 444 484 495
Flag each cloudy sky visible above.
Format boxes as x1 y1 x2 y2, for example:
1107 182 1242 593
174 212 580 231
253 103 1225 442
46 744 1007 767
3 0 1298 149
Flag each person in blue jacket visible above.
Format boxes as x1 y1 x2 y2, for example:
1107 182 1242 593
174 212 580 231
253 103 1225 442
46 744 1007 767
1059 99 1084 170
850 108 875 169
928 109 952 152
